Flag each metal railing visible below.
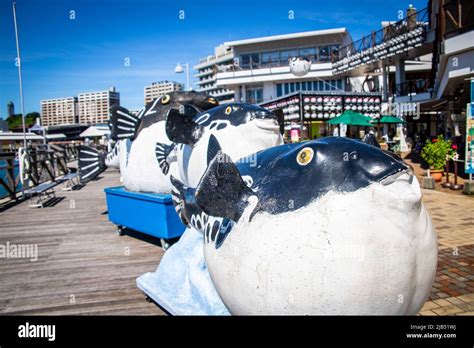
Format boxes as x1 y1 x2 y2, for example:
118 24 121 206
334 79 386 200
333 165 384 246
393 78 432 97
443 0 474 39
332 7 429 73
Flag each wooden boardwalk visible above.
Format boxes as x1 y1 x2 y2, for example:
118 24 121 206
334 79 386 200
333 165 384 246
0 169 165 315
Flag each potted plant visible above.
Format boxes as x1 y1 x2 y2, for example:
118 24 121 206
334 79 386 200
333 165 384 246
420 135 455 182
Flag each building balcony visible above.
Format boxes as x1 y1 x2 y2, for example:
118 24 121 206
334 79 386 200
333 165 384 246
332 7 430 75
216 63 333 86
210 89 235 98
194 69 214 78
195 76 217 85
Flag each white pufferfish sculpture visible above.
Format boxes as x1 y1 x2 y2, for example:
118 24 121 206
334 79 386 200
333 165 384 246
170 137 438 315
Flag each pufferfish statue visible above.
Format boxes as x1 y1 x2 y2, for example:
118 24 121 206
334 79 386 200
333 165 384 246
171 137 438 315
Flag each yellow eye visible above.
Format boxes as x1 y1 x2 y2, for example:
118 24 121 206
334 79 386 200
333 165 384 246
162 94 171 104
225 106 232 115
296 147 314 166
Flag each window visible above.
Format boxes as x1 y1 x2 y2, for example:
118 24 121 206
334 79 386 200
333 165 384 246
262 51 280 66
337 79 343 90
284 83 290 95
245 84 263 104
319 46 330 62
250 53 260 68
318 81 324 91
300 47 316 61
241 54 250 68
280 49 298 63
301 81 307 91
276 84 282 97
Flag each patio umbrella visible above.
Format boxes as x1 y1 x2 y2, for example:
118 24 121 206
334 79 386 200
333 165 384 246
373 115 407 124
326 110 373 126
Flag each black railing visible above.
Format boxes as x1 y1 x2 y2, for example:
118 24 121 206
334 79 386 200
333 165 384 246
393 78 432 97
443 0 474 39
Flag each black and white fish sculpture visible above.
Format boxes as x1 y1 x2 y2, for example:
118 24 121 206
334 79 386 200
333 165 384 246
162 103 283 188
289 56 311 76
171 137 437 315
79 91 218 191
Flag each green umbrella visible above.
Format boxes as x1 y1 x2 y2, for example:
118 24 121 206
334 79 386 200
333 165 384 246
373 115 407 124
326 110 373 126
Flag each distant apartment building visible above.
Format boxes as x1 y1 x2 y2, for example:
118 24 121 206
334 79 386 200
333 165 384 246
193 44 235 103
144 81 184 104
40 97 78 127
78 87 120 125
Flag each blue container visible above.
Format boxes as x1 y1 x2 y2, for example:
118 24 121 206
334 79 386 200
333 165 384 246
104 186 186 239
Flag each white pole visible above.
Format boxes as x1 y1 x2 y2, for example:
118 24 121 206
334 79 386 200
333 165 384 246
185 63 190 91
12 2 27 149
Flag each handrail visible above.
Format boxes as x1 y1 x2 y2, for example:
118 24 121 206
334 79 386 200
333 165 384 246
333 7 429 68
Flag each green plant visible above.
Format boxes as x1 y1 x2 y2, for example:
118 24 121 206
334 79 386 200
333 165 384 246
420 135 455 170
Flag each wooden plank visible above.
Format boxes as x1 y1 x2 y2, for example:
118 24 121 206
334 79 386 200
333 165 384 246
0 169 166 315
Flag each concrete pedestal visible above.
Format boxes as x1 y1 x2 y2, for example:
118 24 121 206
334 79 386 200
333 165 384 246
463 181 474 195
422 177 436 190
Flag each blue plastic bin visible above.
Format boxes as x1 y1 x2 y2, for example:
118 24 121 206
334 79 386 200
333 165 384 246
104 186 186 239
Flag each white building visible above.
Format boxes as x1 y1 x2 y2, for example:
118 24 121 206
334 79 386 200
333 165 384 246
144 81 184 104
78 87 120 125
193 44 235 103
40 97 78 127
214 28 353 104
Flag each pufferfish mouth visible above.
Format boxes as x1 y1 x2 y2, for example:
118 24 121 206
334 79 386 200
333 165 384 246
254 119 280 132
379 166 414 186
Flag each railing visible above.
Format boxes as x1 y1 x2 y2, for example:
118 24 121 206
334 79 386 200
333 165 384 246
332 7 429 73
0 153 20 200
393 78 432 97
0 144 78 201
443 0 474 39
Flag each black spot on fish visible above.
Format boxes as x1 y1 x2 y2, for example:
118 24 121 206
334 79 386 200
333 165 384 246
210 220 220 242
216 123 227 131
205 223 211 243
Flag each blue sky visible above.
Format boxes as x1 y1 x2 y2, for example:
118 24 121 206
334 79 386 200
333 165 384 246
0 0 427 118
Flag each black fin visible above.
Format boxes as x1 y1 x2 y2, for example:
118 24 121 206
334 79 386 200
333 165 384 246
165 109 203 146
155 142 175 175
195 152 254 222
110 106 140 141
170 175 193 226
78 145 106 183
207 134 222 165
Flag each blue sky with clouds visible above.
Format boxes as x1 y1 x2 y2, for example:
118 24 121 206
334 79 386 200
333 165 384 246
0 0 427 117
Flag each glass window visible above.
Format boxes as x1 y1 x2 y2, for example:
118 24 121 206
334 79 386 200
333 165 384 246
250 53 260 68
284 83 289 95
262 51 280 66
300 47 316 60
276 84 282 97
245 84 263 104
280 49 299 63
318 81 324 91
301 81 307 91
337 79 342 90
290 83 295 93
331 45 340 61
319 46 330 62
295 82 300 91
241 54 250 67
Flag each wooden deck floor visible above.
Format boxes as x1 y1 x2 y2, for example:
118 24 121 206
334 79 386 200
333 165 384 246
0 169 165 315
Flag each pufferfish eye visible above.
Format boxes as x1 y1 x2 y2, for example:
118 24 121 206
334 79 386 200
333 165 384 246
296 147 314 166
225 106 233 115
207 97 218 105
161 94 171 105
